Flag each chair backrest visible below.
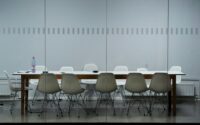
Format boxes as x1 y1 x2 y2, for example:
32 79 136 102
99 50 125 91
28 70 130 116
125 73 147 92
95 73 117 93
83 63 98 71
137 67 148 71
61 74 82 94
35 65 47 71
114 65 128 71
37 73 60 93
59 66 74 72
169 66 181 84
149 73 171 93
3 70 13 91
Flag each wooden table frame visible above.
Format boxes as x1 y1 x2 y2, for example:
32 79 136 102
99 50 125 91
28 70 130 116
14 71 183 116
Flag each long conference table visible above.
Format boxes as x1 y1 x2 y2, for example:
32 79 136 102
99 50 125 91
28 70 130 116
13 70 185 116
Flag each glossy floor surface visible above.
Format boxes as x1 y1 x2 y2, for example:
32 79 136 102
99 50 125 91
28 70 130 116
0 97 199 123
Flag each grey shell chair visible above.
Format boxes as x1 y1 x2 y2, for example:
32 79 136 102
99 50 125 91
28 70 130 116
149 73 171 93
37 73 62 117
31 65 47 105
37 73 60 93
61 73 84 95
125 73 148 116
125 73 148 93
61 73 86 118
95 73 117 93
95 73 117 116
148 73 171 116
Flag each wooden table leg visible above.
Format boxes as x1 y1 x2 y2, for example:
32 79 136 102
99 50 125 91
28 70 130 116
21 76 29 122
25 77 29 116
172 75 176 116
168 90 171 116
21 76 25 116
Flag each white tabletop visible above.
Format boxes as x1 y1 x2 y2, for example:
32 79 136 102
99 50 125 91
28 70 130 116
13 70 185 75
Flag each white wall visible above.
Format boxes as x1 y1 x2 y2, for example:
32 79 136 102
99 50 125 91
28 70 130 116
0 0 45 75
169 0 200 79
107 0 168 70
0 0 200 80
45 0 107 70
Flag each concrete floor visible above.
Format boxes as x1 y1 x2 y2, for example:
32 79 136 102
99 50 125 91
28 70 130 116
0 97 199 123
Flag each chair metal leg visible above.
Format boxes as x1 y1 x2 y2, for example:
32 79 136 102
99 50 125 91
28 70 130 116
28 104 32 113
10 91 18 114
126 96 131 116
32 85 40 106
119 86 126 106
125 92 148 116
95 93 102 115
52 94 63 117
147 91 154 116
38 93 62 117
111 92 116 116
95 92 116 116
68 95 72 116
38 94 47 117
147 91 169 116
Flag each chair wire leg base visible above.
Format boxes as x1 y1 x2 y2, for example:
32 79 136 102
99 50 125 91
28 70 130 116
38 94 62 117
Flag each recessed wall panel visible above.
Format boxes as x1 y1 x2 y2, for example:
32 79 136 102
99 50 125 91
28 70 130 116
107 0 168 71
0 0 44 76
46 0 106 70
169 0 200 78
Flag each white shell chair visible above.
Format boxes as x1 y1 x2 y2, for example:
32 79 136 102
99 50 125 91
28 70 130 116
114 65 128 86
114 65 128 105
4 70 32 114
137 68 148 72
59 66 74 72
169 66 182 84
81 63 98 84
81 63 98 101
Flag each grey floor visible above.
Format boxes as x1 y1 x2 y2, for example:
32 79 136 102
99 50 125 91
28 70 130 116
0 96 200 123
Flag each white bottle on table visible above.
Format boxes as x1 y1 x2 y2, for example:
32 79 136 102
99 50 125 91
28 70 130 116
31 56 36 73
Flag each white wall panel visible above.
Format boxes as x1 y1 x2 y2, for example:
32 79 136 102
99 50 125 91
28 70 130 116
0 0 45 76
169 0 200 79
46 0 107 70
107 0 168 70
